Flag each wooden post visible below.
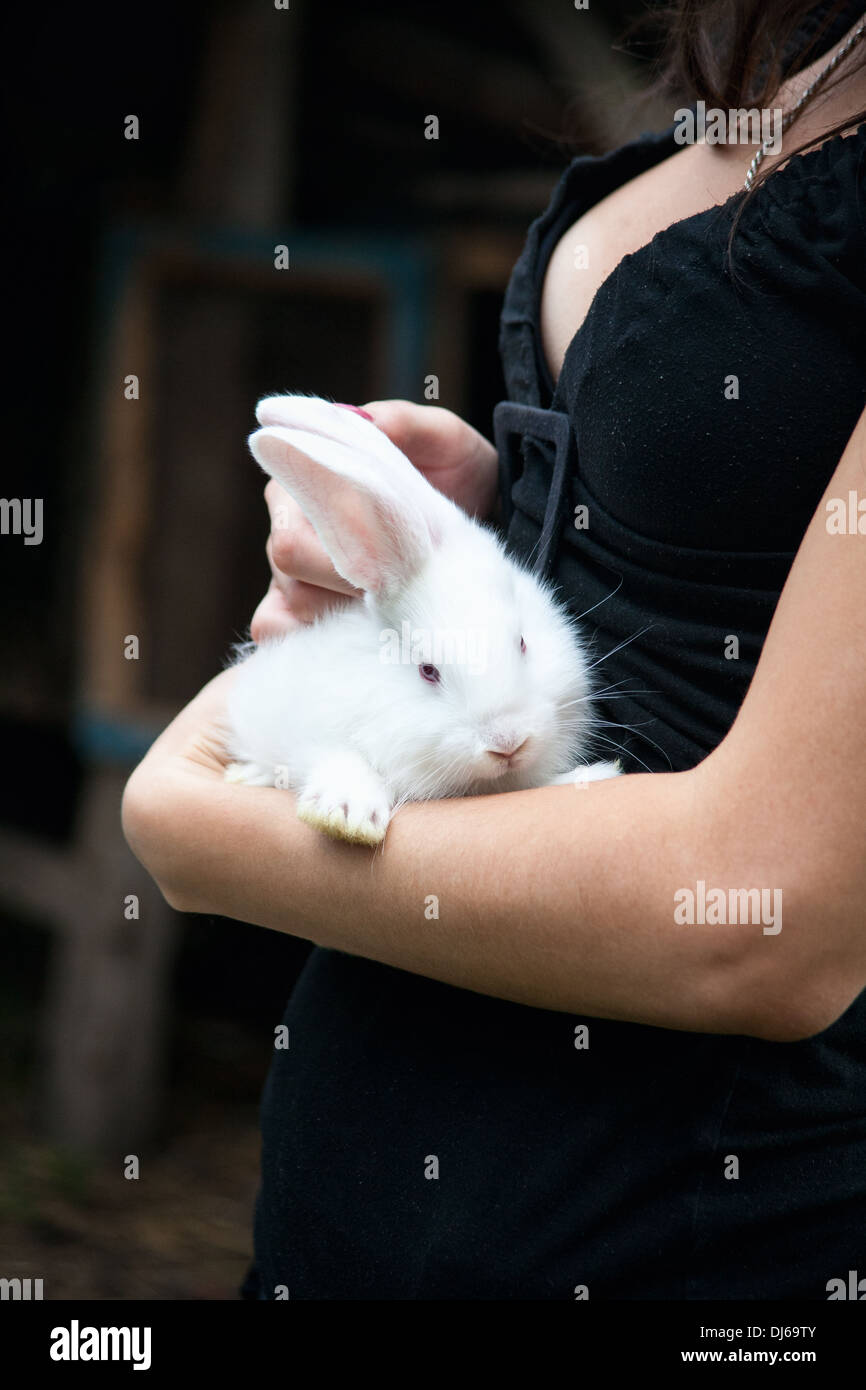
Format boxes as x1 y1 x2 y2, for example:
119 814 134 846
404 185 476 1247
36 0 300 1153
41 770 178 1153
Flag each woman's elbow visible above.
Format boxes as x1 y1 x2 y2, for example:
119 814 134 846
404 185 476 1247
121 766 197 914
725 902 863 1043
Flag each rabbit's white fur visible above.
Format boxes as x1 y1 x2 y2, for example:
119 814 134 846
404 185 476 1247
226 395 620 844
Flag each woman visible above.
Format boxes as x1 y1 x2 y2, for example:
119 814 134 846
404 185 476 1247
123 0 866 1299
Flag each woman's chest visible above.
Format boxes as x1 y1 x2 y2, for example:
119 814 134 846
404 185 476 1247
539 141 756 388
530 144 866 555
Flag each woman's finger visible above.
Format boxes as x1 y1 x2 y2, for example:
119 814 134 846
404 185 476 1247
264 534 357 620
251 576 351 642
250 580 303 642
263 480 358 596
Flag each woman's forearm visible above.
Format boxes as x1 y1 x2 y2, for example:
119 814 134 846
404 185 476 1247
121 417 866 1052
122 725 823 1042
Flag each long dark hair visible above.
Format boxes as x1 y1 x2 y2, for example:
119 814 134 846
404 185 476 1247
655 0 866 196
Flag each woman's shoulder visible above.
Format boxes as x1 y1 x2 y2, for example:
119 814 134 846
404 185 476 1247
757 123 866 230
741 123 866 291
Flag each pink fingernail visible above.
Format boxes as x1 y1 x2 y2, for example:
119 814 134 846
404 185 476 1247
334 403 375 421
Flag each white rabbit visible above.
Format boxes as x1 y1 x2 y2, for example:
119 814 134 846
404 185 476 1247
225 395 620 844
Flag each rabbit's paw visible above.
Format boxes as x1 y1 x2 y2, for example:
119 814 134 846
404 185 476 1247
551 759 623 787
225 761 275 786
297 753 391 846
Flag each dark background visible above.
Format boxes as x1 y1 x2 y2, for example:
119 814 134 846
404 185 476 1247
0 0 669 1298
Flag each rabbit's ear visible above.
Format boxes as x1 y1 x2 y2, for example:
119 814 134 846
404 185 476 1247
254 396 453 524
249 424 443 598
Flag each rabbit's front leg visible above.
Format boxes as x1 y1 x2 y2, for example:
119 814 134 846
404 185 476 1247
550 759 623 786
297 751 392 846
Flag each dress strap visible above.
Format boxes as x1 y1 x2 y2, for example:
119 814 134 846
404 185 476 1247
493 400 577 579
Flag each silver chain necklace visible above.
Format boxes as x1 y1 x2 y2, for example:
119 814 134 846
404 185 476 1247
743 15 866 190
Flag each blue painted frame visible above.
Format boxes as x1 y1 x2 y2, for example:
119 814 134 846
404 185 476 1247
78 219 435 763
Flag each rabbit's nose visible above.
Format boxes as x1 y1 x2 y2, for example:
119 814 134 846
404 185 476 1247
487 736 528 761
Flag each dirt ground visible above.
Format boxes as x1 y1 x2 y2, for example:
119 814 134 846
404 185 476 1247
0 1016 268 1301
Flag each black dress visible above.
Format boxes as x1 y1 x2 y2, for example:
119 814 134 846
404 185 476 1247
242 5 866 1300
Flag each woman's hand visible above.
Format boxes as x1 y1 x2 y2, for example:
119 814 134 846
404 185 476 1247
250 401 499 640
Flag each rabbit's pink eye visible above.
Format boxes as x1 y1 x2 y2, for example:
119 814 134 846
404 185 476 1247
519 636 527 654
419 663 441 685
